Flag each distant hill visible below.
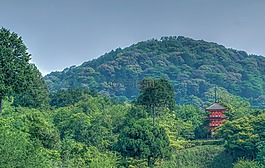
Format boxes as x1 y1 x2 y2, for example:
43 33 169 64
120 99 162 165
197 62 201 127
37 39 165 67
44 36 265 108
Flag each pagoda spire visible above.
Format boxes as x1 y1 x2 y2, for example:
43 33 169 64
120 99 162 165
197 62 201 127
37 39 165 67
214 85 218 103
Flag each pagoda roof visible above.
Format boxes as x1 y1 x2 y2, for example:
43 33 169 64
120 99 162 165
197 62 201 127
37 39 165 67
206 103 227 111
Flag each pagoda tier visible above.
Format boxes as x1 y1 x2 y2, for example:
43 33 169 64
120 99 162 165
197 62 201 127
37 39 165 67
204 102 228 137
206 103 227 112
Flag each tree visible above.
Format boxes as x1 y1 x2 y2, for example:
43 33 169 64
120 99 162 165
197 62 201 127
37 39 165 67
0 126 52 168
216 113 265 160
233 159 263 168
61 138 118 167
17 108 61 150
12 64 50 108
115 119 171 166
217 117 259 159
256 141 265 165
137 78 175 125
0 28 36 113
49 88 98 108
53 108 91 144
175 105 204 127
0 105 60 167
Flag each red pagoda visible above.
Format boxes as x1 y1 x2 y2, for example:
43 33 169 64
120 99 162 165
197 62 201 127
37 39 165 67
205 88 228 137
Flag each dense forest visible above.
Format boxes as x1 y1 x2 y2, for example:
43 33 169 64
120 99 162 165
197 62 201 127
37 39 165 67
1 28 265 167
45 36 265 109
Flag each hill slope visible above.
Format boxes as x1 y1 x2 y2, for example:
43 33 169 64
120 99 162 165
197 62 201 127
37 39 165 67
44 36 265 108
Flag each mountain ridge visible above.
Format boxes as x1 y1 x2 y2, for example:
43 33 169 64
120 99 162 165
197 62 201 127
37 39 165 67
44 36 265 108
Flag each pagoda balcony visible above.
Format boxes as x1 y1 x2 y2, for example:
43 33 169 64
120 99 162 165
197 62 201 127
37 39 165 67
205 116 229 120
209 122 222 126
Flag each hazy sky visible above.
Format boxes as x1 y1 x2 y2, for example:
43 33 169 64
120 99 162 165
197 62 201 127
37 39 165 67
1 0 265 75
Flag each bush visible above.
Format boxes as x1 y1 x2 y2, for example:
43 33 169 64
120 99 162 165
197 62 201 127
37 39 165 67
233 159 263 168
158 145 233 168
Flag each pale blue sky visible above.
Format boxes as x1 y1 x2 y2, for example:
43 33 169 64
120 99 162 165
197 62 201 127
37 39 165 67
1 0 265 75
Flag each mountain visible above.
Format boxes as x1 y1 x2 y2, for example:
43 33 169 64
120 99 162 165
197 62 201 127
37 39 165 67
44 36 265 108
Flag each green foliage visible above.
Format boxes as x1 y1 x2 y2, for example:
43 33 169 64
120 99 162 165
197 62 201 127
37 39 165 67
138 78 175 110
0 126 54 168
125 105 149 121
53 107 92 144
0 86 264 167
0 103 61 167
233 159 263 168
20 109 60 149
162 105 209 141
61 138 118 168
0 95 124 167
160 111 197 142
175 105 204 127
217 111 265 160
0 28 41 112
12 64 50 108
256 141 265 165
194 121 211 139
115 118 171 166
53 96 129 151
158 145 233 168
137 78 175 125
49 88 98 108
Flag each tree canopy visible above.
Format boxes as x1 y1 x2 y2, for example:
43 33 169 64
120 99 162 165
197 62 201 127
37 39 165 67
137 78 175 125
0 28 43 112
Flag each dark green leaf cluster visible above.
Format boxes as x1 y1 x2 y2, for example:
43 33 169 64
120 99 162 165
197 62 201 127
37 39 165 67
49 88 98 108
138 78 175 110
12 64 50 108
137 78 176 126
217 110 265 164
115 119 171 166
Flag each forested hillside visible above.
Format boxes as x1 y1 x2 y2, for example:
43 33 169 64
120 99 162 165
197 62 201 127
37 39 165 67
44 36 265 108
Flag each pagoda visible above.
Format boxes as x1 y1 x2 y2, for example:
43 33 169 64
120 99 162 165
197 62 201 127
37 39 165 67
205 87 228 137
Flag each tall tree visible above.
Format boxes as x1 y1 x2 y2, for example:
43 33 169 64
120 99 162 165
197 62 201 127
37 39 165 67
137 78 175 126
12 64 50 108
0 28 35 113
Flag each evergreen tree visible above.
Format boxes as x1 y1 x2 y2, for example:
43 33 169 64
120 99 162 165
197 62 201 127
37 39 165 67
137 78 175 125
12 64 50 108
0 28 37 113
